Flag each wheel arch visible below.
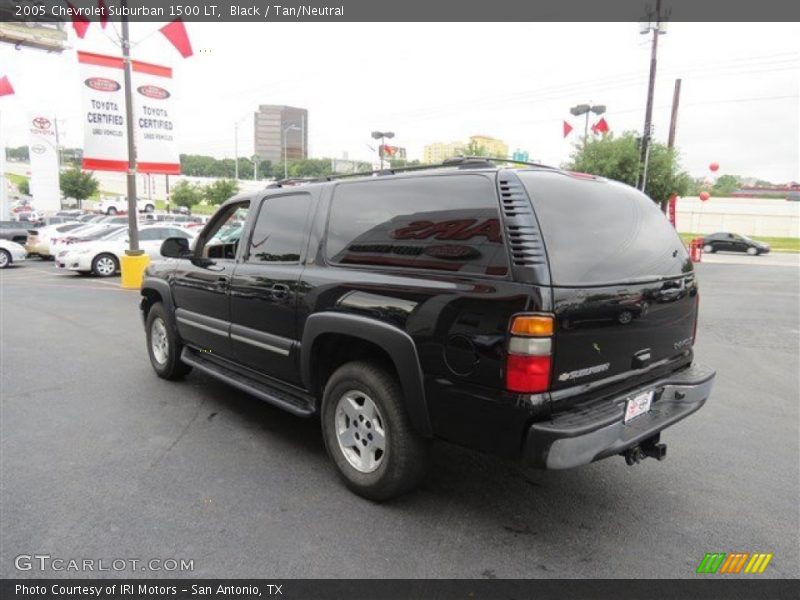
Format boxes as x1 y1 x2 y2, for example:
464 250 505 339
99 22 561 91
140 278 177 329
301 312 432 437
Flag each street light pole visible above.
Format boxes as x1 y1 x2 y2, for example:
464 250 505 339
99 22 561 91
234 121 239 180
120 0 140 255
569 104 606 149
371 131 395 169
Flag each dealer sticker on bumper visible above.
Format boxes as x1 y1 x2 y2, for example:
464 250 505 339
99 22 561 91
624 390 654 423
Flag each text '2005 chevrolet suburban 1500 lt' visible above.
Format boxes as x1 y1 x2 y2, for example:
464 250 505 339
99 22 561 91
140 157 715 500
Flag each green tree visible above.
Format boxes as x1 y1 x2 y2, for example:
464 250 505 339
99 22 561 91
60 168 99 208
170 180 203 210
204 179 239 205
461 141 489 157
18 178 30 196
711 174 741 196
566 131 692 207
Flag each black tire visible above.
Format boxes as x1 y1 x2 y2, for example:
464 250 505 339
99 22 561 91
321 361 430 501
106 207 117 215
144 204 155 213
145 302 192 380
0 249 10 269
91 253 119 277
703 244 714 254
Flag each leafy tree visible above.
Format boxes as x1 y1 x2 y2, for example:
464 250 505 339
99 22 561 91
5 146 29 162
204 179 239 205
462 141 488 157
60 168 99 208
170 180 203 210
712 174 741 196
17 179 30 196
566 131 692 207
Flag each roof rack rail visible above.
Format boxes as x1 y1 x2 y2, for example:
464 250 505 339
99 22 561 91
265 156 557 188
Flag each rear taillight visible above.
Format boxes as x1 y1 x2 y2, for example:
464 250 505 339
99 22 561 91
505 314 554 393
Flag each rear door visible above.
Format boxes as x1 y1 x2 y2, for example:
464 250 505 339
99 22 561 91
518 171 697 390
228 192 314 384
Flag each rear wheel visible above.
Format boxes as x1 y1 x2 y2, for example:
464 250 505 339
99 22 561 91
106 207 118 215
321 361 430 501
146 302 191 380
144 204 155 213
0 249 10 269
91 253 119 277
703 244 714 253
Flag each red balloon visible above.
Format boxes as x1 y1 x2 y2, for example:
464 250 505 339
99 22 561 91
699 191 711 201
709 162 719 172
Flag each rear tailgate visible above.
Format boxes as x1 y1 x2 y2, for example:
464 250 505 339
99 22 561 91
518 171 697 390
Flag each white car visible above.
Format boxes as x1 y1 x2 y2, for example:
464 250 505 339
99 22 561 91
58 225 196 277
50 224 127 259
0 239 27 269
25 222 86 259
96 196 156 215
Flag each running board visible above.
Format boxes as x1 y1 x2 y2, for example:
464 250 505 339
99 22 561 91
181 347 315 417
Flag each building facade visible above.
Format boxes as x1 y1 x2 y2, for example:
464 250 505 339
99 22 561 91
423 135 508 164
469 135 508 158
423 141 464 164
254 105 308 164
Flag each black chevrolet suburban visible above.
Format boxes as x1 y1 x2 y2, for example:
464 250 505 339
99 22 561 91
140 158 715 500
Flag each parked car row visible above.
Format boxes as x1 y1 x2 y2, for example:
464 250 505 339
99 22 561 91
54 224 197 277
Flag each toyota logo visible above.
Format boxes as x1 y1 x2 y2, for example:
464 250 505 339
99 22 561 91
32 117 51 130
31 144 46 154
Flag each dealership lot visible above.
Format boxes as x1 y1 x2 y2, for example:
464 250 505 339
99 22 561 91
1 260 798 579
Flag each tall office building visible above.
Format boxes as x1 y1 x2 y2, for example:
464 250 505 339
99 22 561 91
254 105 308 163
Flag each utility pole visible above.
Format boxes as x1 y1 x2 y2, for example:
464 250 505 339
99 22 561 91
234 122 239 180
637 0 665 192
120 0 141 255
667 78 682 150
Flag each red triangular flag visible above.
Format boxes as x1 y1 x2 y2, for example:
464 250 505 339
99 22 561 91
98 0 108 28
563 120 573 138
160 19 193 58
0 76 14 97
594 117 610 134
65 1 90 38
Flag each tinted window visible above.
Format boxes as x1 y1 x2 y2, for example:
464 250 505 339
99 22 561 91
139 228 164 241
247 194 311 263
165 228 190 238
326 175 508 276
518 171 691 286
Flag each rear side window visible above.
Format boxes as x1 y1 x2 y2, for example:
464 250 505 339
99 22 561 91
326 175 508 276
518 171 692 286
246 194 312 263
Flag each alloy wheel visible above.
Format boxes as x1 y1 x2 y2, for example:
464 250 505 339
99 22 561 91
150 317 169 365
335 390 387 473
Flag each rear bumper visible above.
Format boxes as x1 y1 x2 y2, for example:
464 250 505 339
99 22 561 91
524 363 715 469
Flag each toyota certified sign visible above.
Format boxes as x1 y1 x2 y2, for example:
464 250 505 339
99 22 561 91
85 77 121 92
32 117 51 130
137 85 170 100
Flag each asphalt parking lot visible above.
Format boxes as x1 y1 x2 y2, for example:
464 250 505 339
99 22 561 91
1 258 798 579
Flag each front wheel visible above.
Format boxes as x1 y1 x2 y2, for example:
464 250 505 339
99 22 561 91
106 207 118 215
746 247 758 255
145 302 192 380
144 204 155 213
0 249 10 269
321 361 430 501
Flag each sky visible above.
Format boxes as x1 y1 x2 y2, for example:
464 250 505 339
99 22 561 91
1 21 798 182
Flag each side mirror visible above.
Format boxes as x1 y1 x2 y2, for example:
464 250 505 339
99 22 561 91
160 236 191 258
